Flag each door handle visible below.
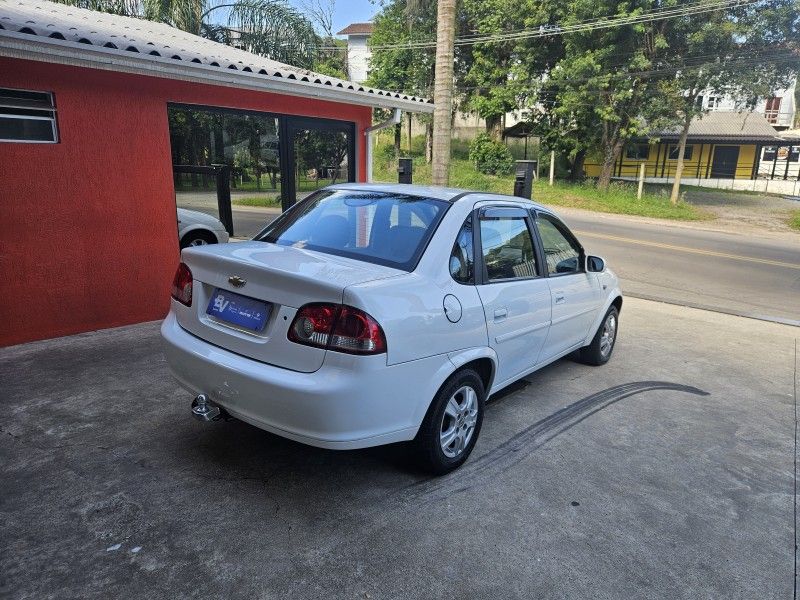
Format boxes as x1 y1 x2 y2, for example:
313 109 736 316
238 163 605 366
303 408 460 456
494 308 508 320
554 293 566 305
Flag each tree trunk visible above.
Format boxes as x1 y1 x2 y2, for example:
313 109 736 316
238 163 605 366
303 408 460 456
394 123 402 158
570 149 586 181
597 139 623 190
431 0 457 186
485 115 503 141
669 111 693 205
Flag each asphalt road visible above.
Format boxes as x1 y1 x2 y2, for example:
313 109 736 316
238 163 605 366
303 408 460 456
226 205 800 325
558 211 800 325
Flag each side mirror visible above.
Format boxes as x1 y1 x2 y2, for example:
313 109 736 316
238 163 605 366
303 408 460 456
587 255 606 272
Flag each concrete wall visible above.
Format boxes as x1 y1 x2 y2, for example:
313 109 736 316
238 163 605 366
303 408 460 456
0 57 372 346
346 35 370 83
615 175 800 196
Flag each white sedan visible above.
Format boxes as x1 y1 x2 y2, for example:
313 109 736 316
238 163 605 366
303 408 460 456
177 208 230 249
162 184 622 474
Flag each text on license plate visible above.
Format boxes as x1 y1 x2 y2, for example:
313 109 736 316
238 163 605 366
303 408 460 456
206 288 271 332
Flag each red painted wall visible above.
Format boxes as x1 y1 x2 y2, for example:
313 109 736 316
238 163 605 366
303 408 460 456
0 57 372 346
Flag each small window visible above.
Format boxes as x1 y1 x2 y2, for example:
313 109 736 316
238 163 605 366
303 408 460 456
536 214 583 276
707 96 721 109
480 216 537 281
668 145 693 160
789 146 799 162
763 146 777 161
0 88 58 143
450 216 475 284
625 144 649 160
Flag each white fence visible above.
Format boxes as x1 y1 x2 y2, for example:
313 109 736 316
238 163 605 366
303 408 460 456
616 176 800 196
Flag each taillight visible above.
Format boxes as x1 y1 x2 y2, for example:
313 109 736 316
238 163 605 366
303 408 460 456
288 303 386 355
171 262 193 306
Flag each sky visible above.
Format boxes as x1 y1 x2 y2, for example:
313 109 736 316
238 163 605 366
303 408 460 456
286 0 378 36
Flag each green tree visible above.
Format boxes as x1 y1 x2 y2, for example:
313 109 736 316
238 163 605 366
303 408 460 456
460 0 561 140
366 0 437 160
56 0 320 68
653 0 799 203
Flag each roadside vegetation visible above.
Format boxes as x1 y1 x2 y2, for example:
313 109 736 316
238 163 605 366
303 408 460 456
232 196 282 208
789 210 800 232
372 137 709 221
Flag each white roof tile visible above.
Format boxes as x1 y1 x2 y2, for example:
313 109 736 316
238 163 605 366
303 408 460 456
0 0 432 112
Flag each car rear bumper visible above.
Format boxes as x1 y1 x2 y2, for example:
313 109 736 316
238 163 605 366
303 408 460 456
161 312 447 449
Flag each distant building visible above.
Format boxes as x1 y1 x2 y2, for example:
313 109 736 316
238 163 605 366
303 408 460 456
695 79 797 131
583 111 800 194
337 22 373 83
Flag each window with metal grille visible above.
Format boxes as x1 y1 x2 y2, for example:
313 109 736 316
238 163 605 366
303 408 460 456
0 88 58 143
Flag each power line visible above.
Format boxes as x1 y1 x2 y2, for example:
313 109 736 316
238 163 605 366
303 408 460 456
319 0 769 52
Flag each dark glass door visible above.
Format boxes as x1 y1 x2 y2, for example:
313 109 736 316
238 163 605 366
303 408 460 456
710 146 739 179
283 117 355 210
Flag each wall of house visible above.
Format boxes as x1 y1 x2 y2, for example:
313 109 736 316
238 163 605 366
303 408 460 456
584 142 759 180
0 57 372 346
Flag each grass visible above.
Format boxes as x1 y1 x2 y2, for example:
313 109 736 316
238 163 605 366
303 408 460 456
373 150 711 221
232 196 282 208
789 210 800 231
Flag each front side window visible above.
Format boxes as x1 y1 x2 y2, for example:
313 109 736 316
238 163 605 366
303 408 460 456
256 190 448 271
536 214 583 275
479 217 537 281
0 88 58 143
450 216 474 284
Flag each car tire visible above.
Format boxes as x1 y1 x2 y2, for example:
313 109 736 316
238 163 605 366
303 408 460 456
411 368 485 475
180 229 217 250
579 305 619 366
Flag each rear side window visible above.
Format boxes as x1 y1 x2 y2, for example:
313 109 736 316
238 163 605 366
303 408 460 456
450 216 474 284
536 214 583 275
479 216 537 281
255 190 449 271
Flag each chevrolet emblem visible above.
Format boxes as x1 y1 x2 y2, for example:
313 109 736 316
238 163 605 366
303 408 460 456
228 275 247 288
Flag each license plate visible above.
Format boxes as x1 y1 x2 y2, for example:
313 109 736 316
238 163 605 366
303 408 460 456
206 288 271 332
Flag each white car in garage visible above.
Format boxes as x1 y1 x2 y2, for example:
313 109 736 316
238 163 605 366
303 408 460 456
162 184 622 474
177 208 230 249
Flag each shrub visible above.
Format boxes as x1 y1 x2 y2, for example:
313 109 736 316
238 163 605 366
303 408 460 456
468 133 514 175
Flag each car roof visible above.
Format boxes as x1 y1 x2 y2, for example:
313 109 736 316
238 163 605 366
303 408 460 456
325 182 551 212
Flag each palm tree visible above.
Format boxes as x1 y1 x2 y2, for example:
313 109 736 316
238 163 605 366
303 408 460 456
431 0 456 186
55 0 320 69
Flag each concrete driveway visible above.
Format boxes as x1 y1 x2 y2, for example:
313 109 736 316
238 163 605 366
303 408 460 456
1 298 797 599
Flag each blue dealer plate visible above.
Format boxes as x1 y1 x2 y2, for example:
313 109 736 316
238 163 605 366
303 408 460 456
206 288 271 332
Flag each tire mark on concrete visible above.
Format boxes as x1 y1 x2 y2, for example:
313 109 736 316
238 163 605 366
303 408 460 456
399 381 709 504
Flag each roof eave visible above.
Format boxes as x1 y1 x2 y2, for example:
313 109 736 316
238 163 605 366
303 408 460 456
0 30 434 114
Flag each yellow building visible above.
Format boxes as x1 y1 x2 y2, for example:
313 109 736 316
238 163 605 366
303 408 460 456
584 111 800 182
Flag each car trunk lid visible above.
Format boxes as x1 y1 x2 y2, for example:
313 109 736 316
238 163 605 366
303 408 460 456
175 241 402 372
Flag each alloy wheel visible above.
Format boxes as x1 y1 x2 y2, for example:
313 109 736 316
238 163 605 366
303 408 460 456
440 385 479 458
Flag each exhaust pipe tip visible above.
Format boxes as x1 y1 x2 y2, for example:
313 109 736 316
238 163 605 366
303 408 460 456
191 394 222 422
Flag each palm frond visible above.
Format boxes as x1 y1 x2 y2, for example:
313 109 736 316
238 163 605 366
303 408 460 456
228 0 319 69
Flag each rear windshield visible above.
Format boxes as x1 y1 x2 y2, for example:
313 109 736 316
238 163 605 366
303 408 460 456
254 190 450 271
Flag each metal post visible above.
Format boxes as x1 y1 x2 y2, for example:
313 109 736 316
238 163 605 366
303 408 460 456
637 162 645 199
696 144 704 178
771 145 779 179
549 150 555 186
214 164 233 236
398 157 412 184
